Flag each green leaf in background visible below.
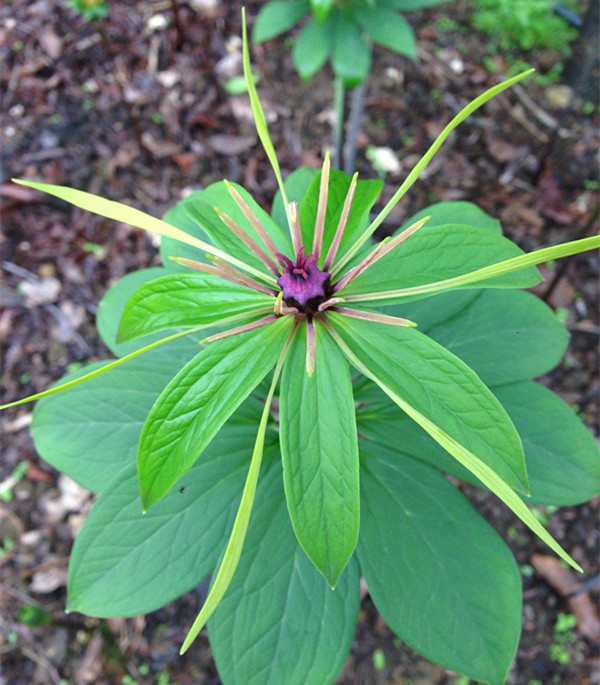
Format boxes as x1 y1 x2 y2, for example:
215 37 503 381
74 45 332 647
357 378 600 506
253 0 311 44
209 458 360 685
328 313 529 493
96 267 184 356
356 234 600 303
357 444 521 685
494 382 600 506
293 16 332 81
272 168 319 232
31 359 166 492
299 170 382 267
381 289 481 332
401 200 502 234
138 316 293 510
340 225 541 303
67 426 267 616
117 273 273 343
310 0 334 24
332 12 372 88
160 191 212 272
279 320 359 587
423 289 569 386
354 7 417 59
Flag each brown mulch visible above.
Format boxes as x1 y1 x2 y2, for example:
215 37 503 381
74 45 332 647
1 1 598 684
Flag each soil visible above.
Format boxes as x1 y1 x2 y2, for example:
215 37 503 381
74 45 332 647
1 1 598 684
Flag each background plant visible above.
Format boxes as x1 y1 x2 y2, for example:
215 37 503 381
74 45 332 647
254 0 451 171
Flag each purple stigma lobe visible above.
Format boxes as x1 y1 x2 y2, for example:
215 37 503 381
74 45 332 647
277 248 331 311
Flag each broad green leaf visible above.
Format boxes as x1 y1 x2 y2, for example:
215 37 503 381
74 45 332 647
334 69 534 271
31 350 193 492
118 273 274 342
327 314 527 492
401 200 502 234
252 0 310 43
310 0 334 24
494 382 600 505
138 316 293 510
13 179 265 281
354 7 417 59
381 289 480 332
67 426 267 616
272 168 319 231
97 267 183 356
339 225 541 304
331 12 371 88
243 10 289 210
357 379 600 506
299 170 383 268
293 16 332 81
160 191 212 273
0 325 204 412
424 289 569 386
180 329 294 652
330 320 581 570
279 320 359 587
188 182 292 262
357 444 521 685
349 234 600 303
209 457 360 685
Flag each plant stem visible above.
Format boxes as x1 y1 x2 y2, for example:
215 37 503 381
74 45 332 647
344 79 366 175
333 77 346 170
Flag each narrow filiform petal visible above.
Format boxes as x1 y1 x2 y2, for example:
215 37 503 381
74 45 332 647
312 152 331 261
323 173 358 271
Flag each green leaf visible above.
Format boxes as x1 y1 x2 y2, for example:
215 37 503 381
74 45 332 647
97 268 179 356
138 316 293 510
279 320 359 587
357 444 521 685
339 225 541 304
299 170 383 268
310 0 334 24
423 289 569 386
401 200 502 234
330 320 581 571
272 168 319 232
118 273 274 343
160 191 212 272
252 0 311 43
185 182 292 264
494 382 600 506
293 16 332 81
331 12 371 88
67 426 264 616
334 69 535 271
209 457 360 685
327 314 528 491
357 377 600 507
350 234 600 303
13 179 264 280
180 327 295 652
354 7 417 59
30 351 194 492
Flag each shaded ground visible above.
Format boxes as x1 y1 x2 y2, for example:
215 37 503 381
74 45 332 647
1 1 599 684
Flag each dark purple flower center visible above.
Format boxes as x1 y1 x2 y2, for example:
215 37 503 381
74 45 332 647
276 247 331 313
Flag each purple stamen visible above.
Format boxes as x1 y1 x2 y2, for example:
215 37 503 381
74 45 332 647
277 247 331 312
